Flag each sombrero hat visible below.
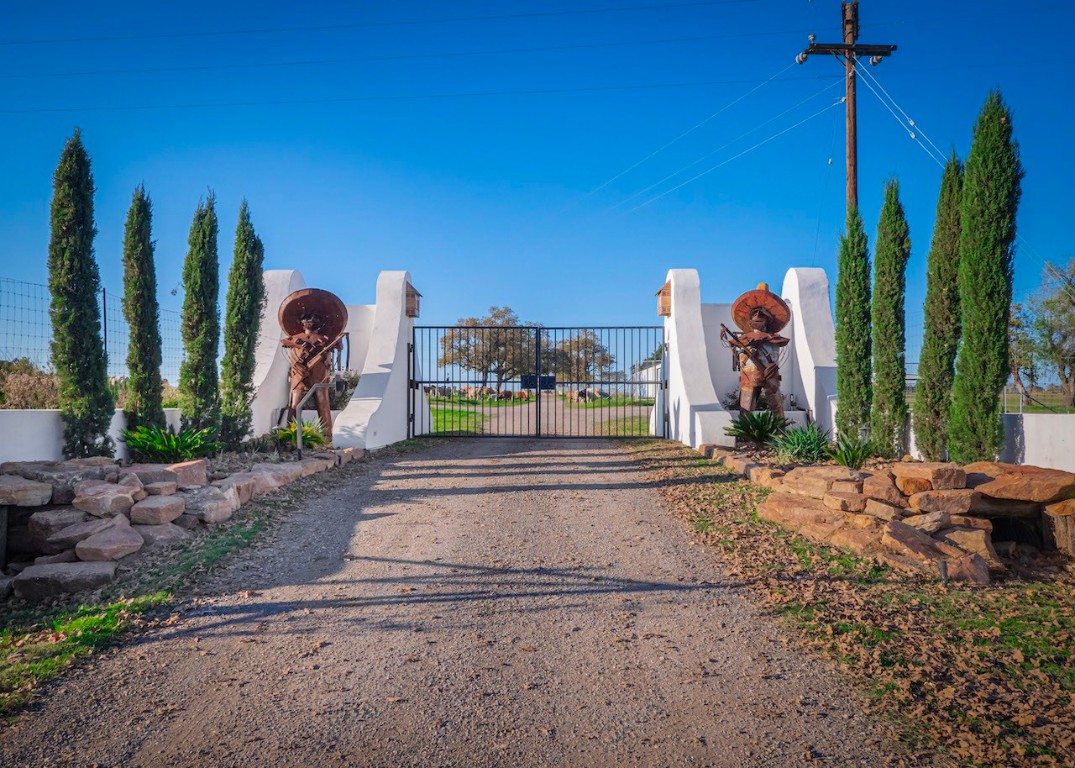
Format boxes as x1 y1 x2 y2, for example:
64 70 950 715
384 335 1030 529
278 288 348 337
730 282 791 333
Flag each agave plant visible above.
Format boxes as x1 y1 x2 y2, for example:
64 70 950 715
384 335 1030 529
827 433 874 470
723 410 789 450
120 425 218 463
270 418 327 450
771 423 831 465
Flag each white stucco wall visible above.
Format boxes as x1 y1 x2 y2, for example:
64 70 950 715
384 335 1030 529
333 271 429 450
1001 414 1075 472
0 408 181 463
344 304 376 373
661 269 735 449
699 303 740 406
780 267 838 436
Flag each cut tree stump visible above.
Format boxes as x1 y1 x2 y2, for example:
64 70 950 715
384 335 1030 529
1043 500 1075 556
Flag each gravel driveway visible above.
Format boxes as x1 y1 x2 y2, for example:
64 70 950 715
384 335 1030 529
2 439 893 767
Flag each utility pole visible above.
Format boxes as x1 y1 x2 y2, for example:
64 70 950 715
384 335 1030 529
796 0 896 214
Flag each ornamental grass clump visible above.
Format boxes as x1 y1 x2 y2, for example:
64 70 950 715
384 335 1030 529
121 425 218 463
827 433 874 470
771 423 830 465
270 418 327 450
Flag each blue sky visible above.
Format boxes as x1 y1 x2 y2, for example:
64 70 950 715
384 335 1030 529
1 0 1072 363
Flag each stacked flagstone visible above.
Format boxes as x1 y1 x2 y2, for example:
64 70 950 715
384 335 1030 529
1 448 365 601
698 445 1075 586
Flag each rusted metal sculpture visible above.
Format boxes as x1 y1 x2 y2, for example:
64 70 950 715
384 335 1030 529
279 288 348 443
720 282 791 418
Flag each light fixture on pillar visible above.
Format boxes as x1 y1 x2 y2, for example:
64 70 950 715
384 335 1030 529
405 283 421 318
656 281 672 317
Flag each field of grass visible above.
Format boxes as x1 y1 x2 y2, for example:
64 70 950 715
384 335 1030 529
430 406 488 434
1001 392 1075 414
602 416 651 436
427 395 526 409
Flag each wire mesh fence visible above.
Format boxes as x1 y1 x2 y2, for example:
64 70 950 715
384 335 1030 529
0 278 183 385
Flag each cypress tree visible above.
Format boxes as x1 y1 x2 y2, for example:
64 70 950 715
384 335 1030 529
219 200 267 448
835 207 872 438
949 91 1023 463
121 184 166 432
869 179 912 457
178 193 221 435
47 130 115 458
912 153 963 460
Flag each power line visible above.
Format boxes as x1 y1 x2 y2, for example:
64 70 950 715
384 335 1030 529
625 97 844 212
0 1 755 46
570 62 796 208
0 30 821 81
0 74 838 115
606 78 842 213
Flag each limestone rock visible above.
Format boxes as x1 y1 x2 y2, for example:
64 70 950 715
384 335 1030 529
902 511 951 535
123 465 181 486
46 515 127 550
167 459 208 489
894 475 933 496
34 550 78 565
1043 498 1075 556
748 465 784 489
117 472 148 501
312 451 342 467
823 491 868 513
0 475 54 506
829 479 864 494
212 474 257 505
945 554 990 586
968 494 1042 518
174 513 200 530
781 466 863 499
948 515 992 532
130 495 185 525
144 480 179 496
965 462 1075 504
937 526 1004 569
1 460 114 504
862 471 907 508
863 499 904 521
907 489 979 515
891 462 967 491
134 523 191 548
13 561 117 600
881 520 945 563
72 480 139 518
830 517 884 554
28 508 89 540
179 485 239 524
76 524 144 561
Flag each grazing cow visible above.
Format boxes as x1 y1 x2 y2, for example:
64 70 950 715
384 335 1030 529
515 390 530 401
498 390 513 400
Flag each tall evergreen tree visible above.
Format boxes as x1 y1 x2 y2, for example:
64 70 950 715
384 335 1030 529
121 184 166 432
835 207 872 438
47 130 115 457
219 200 267 448
869 180 912 456
912 154 963 460
949 91 1023 462
178 193 221 435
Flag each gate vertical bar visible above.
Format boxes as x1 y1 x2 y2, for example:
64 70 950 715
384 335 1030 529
534 327 542 438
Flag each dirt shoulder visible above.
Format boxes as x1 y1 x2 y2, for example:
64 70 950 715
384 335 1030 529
2 438 896 767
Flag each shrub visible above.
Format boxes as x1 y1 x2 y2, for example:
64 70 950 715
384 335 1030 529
771 423 830 465
270 418 327 450
0 371 61 409
827 433 873 470
723 410 788 449
121 425 218 463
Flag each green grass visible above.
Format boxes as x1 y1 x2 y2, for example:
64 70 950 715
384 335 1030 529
571 395 655 409
603 416 651 436
1001 391 1075 413
427 395 525 408
430 406 488 434
0 592 169 713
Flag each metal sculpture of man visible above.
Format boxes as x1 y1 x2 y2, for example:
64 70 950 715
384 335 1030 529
720 282 791 418
278 288 348 443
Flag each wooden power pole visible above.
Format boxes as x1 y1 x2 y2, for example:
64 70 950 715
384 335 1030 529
796 0 896 214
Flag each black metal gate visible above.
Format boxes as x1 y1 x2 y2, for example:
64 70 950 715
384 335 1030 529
408 326 667 438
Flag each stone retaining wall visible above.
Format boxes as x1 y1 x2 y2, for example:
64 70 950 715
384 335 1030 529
698 445 1075 586
0 448 365 601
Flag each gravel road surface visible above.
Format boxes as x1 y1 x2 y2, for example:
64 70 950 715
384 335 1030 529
2 439 893 767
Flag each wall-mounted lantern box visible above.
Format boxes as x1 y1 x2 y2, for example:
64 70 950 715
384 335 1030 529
656 281 671 317
406 283 422 318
